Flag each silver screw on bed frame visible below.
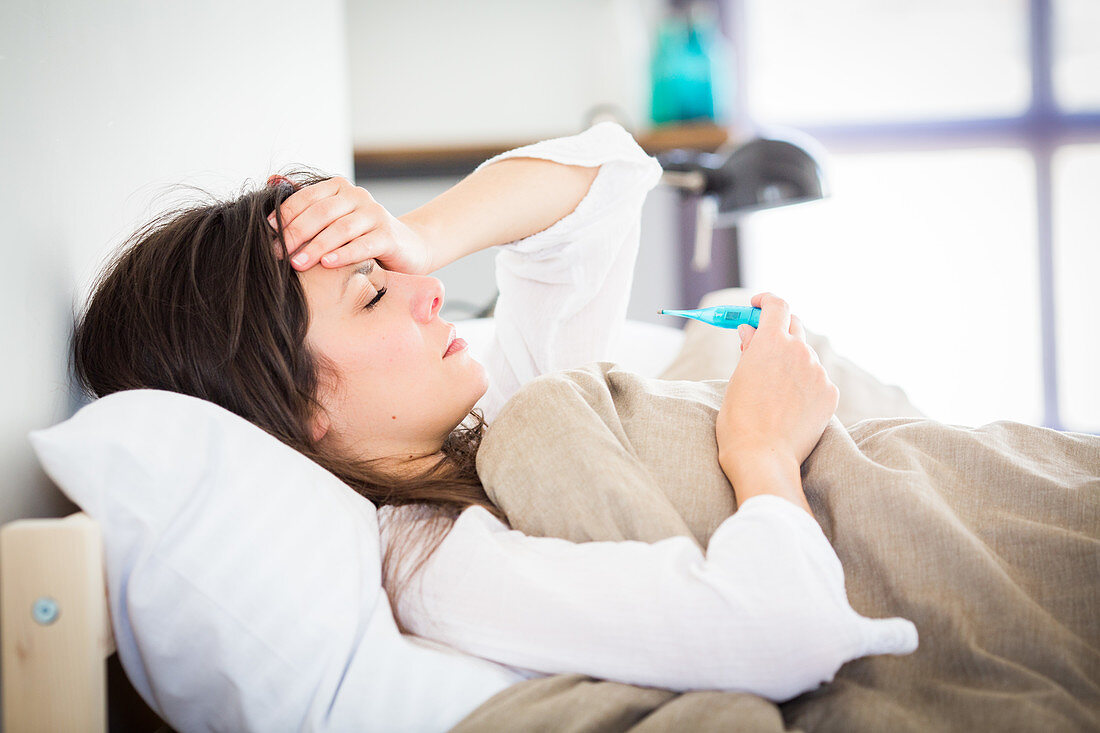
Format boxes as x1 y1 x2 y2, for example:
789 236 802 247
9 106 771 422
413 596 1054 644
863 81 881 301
31 596 60 625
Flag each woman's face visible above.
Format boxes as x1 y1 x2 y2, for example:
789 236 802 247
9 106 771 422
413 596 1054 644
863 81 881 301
297 258 488 468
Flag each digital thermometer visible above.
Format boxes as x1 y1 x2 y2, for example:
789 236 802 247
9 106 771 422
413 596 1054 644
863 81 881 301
657 306 761 329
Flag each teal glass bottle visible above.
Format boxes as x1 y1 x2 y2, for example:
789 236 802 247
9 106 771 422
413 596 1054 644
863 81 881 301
680 19 714 120
649 2 733 126
649 15 689 126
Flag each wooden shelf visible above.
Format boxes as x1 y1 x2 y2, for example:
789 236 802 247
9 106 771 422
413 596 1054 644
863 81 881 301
353 122 733 180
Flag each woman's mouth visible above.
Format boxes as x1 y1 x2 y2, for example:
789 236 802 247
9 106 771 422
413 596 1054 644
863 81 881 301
443 337 468 358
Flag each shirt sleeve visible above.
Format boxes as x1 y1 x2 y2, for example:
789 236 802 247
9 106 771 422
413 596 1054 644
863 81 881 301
472 121 664 424
393 495 919 701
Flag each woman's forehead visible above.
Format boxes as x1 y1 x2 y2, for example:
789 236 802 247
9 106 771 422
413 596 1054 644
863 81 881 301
341 260 378 291
301 258 379 294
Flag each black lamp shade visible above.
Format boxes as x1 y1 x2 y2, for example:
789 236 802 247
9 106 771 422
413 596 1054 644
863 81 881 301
657 134 828 224
716 138 826 219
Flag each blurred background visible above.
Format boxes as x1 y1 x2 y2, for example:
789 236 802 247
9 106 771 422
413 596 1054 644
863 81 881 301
2 0 1098 528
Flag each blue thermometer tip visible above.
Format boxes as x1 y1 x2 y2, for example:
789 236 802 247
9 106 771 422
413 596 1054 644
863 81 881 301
658 306 761 329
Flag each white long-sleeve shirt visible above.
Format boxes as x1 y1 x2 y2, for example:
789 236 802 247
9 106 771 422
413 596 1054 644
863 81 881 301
379 121 918 702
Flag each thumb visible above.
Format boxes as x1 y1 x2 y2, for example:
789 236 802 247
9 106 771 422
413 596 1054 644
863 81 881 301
738 324 755 351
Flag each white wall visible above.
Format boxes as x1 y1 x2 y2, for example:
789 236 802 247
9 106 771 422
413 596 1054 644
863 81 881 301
0 0 353 526
346 0 663 147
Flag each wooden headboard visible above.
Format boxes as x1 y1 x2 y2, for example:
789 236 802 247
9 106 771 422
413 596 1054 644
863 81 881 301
1 512 114 732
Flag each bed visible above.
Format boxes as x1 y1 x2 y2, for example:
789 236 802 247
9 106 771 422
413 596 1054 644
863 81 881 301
4 287 1097 732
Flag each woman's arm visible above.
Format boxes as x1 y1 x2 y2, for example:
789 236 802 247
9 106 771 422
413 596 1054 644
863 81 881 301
436 122 664 422
267 157 597 274
400 158 600 272
395 500 918 700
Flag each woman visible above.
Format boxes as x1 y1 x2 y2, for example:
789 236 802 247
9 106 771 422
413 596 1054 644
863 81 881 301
74 122 916 701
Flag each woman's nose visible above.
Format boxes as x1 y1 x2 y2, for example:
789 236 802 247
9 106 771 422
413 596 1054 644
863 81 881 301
416 276 445 323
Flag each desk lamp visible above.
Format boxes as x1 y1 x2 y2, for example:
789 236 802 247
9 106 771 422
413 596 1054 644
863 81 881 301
658 133 828 271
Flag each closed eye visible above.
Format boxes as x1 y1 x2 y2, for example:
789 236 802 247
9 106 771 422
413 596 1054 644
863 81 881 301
363 286 387 311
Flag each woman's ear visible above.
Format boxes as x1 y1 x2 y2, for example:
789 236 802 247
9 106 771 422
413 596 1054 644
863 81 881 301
310 410 331 443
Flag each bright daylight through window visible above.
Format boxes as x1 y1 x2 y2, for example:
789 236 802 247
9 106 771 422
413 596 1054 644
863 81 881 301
737 0 1099 433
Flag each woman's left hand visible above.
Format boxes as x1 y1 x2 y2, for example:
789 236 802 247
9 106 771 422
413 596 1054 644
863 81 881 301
269 176 435 275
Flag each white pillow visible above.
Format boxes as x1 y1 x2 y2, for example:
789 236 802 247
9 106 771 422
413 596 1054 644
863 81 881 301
29 390 518 733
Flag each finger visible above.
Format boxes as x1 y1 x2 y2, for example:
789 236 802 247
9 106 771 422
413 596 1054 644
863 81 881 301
270 177 343 229
291 210 378 269
738 324 755 351
271 179 354 255
318 233 384 268
284 176 354 217
752 292 791 335
284 198 364 268
789 314 806 341
271 231 290 259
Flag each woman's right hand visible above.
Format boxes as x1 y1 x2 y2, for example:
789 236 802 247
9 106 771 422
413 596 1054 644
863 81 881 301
715 293 839 474
271 177 436 275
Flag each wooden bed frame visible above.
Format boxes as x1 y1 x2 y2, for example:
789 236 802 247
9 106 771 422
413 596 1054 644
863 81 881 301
1 510 192 733
2 512 116 732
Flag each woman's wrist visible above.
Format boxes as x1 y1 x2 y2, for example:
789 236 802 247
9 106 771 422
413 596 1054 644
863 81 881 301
720 450 812 516
397 211 449 273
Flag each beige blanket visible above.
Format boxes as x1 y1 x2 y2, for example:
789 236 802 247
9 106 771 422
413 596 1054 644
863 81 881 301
453 362 1100 732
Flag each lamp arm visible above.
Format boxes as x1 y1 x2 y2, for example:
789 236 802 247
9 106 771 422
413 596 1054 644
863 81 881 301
692 195 719 272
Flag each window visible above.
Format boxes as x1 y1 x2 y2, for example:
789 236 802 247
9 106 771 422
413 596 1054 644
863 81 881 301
745 0 1031 124
1053 0 1100 111
1052 144 1100 430
733 0 1100 432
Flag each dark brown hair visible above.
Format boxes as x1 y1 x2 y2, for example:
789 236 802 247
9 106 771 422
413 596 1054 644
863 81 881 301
72 169 505 631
